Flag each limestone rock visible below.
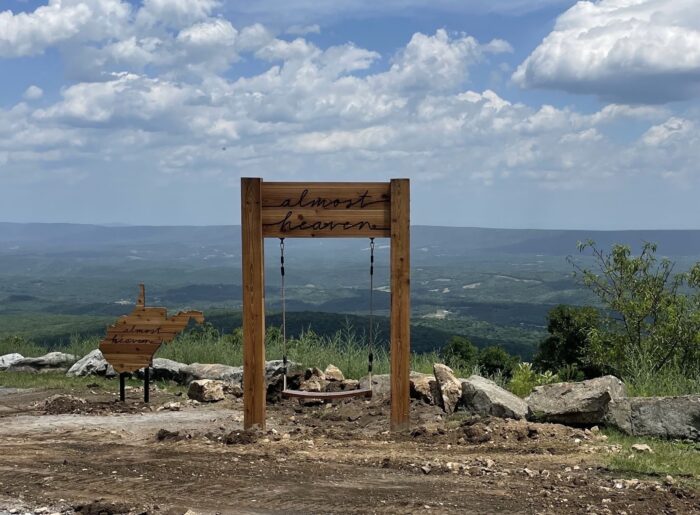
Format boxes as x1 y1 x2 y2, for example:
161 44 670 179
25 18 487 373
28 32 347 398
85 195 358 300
631 443 653 453
0 353 23 371
324 364 345 382
7 352 76 373
141 358 188 383
433 363 462 415
325 378 361 393
223 382 243 397
340 378 360 390
526 375 626 425
299 378 325 392
304 367 326 381
461 375 529 420
604 395 700 441
66 349 116 378
359 373 391 399
187 379 225 402
410 372 439 405
181 363 243 384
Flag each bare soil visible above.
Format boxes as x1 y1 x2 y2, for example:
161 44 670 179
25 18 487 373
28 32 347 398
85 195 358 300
0 386 697 514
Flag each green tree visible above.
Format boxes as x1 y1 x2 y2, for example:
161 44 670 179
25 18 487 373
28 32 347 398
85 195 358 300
533 304 600 378
478 345 518 377
569 241 700 380
442 335 478 369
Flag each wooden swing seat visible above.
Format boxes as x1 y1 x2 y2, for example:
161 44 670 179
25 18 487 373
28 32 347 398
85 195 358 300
282 388 373 400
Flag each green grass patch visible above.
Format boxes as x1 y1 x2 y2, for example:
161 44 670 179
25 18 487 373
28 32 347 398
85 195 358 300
624 366 700 397
0 370 185 394
157 324 480 379
602 429 700 489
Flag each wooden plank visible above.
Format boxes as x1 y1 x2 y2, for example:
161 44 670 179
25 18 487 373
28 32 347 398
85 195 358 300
282 388 372 400
262 206 390 238
261 183 390 211
107 322 190 332
262 208 390 225
100 342 162 355
241 177 267 430
390 178 411 432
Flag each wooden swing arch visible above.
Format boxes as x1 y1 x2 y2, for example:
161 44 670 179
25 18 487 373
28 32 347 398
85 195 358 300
241 177 411 431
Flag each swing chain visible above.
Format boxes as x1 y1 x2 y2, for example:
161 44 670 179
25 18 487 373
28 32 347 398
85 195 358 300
280 238 287 386
368 237 375 375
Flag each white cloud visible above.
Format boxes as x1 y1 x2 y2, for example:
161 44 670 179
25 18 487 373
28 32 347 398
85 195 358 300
642 117 694 146
0 0 131 57
136 0 219 29
513 0 700 103
1 19 698 205
23 85 44 100
285 24 320 36
34 72 201 127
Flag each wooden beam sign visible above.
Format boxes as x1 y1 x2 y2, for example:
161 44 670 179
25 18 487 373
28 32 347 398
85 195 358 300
260 182 391 238
99 284 204 373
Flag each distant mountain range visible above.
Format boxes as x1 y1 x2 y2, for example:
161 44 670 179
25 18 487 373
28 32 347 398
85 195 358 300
1 222 700 257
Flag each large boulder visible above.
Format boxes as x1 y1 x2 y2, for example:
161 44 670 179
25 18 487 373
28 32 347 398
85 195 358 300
181 363 243 384
359 373 391 399
433 364 462 415
187 379 225 402
410 372 439 405
526 375 626 425
461 375 529 420
0 353 23 371
604 396 700 441
7 352 76 373
136 358 188 383
66 349 116 378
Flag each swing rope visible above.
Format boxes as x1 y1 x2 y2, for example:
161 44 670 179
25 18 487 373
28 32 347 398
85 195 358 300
368 237 375 388
279 237 374 400
281 238 287 391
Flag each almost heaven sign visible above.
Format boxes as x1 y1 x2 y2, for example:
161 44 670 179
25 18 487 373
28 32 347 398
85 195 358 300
260 182 391 238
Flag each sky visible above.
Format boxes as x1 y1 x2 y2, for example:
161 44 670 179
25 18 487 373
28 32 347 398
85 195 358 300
0 0 699 229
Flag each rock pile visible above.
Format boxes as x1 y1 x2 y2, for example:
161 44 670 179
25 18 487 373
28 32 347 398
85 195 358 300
297 364 364 394
6 352 76 373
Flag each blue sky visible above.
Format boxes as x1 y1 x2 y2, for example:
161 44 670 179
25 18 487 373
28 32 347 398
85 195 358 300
0 0 699 229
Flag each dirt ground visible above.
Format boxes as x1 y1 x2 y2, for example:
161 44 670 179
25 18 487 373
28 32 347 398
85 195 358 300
0 385 697 515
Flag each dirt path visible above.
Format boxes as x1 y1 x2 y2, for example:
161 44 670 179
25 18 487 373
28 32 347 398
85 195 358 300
0 387 697 514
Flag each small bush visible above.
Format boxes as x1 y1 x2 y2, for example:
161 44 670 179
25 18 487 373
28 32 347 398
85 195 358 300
508 362 559 397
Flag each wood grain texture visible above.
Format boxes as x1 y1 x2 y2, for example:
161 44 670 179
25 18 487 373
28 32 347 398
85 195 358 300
241 178 267 430
282 388 372 400
261 183 390 210
260 182 391 238
98 285 204 374
390 178 411 432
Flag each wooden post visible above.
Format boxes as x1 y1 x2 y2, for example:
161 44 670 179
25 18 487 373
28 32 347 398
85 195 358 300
143 366 150 403
390 178 410 431
119 373 126 402
241 178 266 429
